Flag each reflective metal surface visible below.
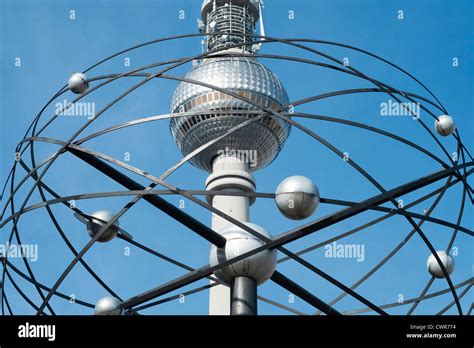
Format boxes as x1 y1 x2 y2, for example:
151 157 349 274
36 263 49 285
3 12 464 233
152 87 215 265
435 114 456 136
170 57 291 172
275 175 320 220
209 222 277 285
427 251 455 278
94 296 123 315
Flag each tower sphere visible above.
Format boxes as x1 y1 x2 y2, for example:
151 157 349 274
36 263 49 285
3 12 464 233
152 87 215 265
434 115 455 136
426 251 455 278
275 175 320 220
209 222 277 285
68 72 89 94
170 56 291 172
94 296 123 315
86 210 120 243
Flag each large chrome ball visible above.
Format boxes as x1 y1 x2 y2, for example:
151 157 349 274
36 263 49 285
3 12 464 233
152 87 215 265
68 72 89 94
426 251 455 278
94 296 123 315
170 57 291 172
434 115 455 136
275 175 320 220
209 223 277 285
86 210 119 243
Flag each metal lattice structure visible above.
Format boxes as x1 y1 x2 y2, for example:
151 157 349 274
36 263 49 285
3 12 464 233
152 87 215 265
0 0 472 317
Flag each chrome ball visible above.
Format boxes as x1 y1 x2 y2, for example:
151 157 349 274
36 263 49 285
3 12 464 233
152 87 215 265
68 72 89 94
209 223 277 285
170 57 291 172
434 115 455 136
426 251 455 278
275 175 319 220
94 296 123 315
86 210 119 243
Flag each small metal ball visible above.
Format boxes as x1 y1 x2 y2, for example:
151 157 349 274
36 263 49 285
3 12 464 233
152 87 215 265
434 115 455 136
94 296 123 315
275 176 320 220
68 72 89 94
86 210 119 243
209 223 277 285
426 251 455 278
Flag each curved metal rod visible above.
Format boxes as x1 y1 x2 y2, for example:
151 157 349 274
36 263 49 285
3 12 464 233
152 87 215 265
5 164 55 315
4 33 469 210
3 41 293 286
106 162 474 312
409 160 469 317
117 236 302 316
436 284 471 315
4 34 470 216
280 114 464 314
76 69 470 195
7 39 270 314
62 143 388 315
0 86 68 201
342 278 472 314
2 34 470 314
4 267 44 314
31 73 470 315
278 171 470 265
30 122 470 318
317 142 468 315
8 84 467 220
89 31 471 163
4 39 470 241
10 78 466 237
9 68 399 317
1 257 94 309
114 162 472 311
4 165 306 316
406 278 435 315
407 178 469 315
2 159 472 236
2 289 13 315
8 163 462 316
16 160 125 300
466 303 473 315
315 171 457 314
271 37 470 165
161 63 469 315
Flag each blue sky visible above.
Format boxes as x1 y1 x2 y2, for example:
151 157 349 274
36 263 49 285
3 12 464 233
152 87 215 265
0 0 472 315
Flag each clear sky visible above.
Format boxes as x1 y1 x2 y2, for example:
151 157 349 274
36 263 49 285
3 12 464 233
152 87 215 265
0 0 472 315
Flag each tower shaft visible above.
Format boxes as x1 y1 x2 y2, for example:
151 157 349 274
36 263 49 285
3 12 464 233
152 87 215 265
206 156 255 315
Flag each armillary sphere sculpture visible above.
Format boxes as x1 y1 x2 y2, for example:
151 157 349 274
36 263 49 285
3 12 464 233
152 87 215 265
1 0 472 316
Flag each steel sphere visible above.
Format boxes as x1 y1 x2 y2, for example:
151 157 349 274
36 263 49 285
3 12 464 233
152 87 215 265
426 251 455 278
94 296 123 315
86 210 120 243
68 72 89 94
275 175 320 220
434 115 455 136
209 222 277 285
170 57 291 172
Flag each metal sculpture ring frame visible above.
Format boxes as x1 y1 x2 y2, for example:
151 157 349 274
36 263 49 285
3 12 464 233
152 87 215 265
0 30 472 316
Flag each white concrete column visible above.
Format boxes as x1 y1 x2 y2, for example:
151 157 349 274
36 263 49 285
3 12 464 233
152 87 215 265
206 156 255 315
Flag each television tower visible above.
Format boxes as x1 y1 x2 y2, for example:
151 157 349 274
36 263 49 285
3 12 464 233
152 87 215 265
170 0 293 315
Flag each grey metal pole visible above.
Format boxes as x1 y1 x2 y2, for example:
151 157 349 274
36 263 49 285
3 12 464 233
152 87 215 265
231 276 257 315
